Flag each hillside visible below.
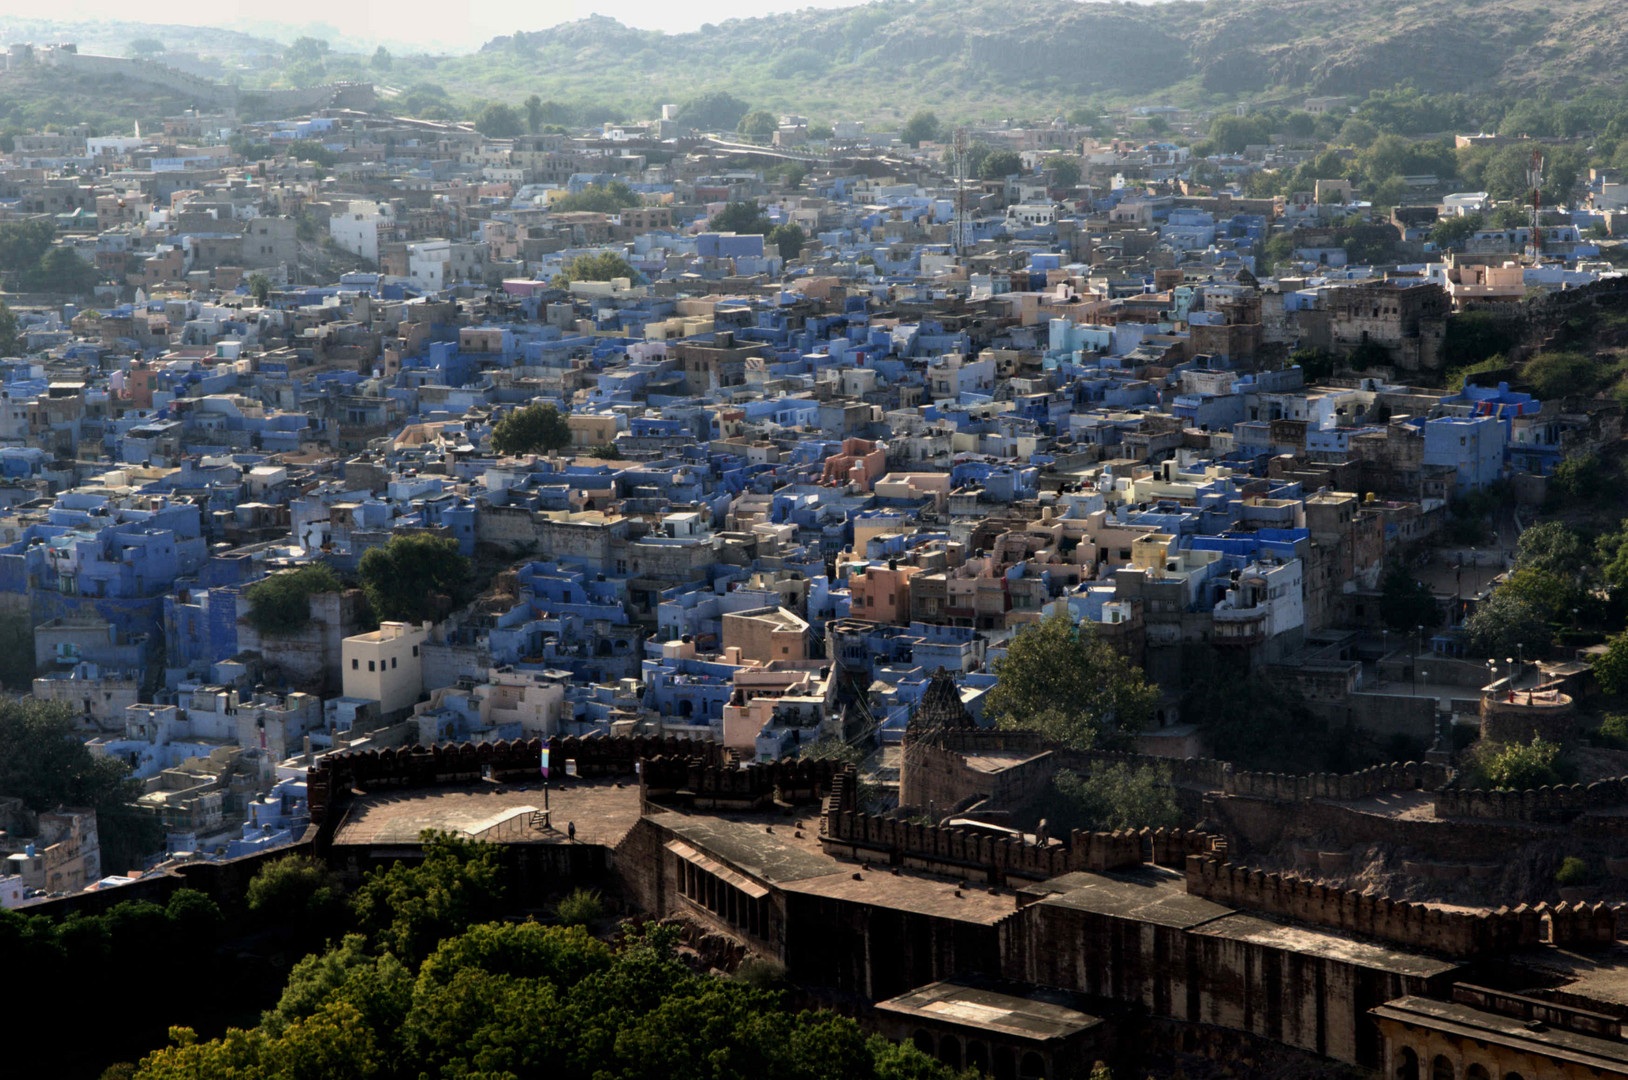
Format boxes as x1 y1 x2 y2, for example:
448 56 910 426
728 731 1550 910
396 0 1628 123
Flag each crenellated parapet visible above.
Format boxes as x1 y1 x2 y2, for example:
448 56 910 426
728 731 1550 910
1184 853 1622 958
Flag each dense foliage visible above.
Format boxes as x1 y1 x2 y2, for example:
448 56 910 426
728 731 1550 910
106 834 969 1080
1048 763 1180 831
244 563 342 636
0 698 162 873
550 181 641 214
490 401 573 456
553 252 637 286
985 611 1157 749
357 533 471 626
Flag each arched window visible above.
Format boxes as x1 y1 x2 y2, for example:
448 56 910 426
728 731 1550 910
993 1047 1016 1080
938 1035 961 1070
1465 1066 1490 1080
1431 1055 1455 1080
967 1042 989 1075
1397 1048 1419 1080
912 1030 933 1057
1020 1050 1047 1079
1503 1074 1525 1080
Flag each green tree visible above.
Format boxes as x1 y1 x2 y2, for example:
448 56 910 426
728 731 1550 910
474 103 524 138
286 36 330 64
708 201 774 234
370 46 392 71
1049 763 1179 831
900 110 941 148
737 110 777 140
0 299 18 356
1043 155 1082 188
491 401 573 456
1285 111 1317 139
551 182 642 214
0 219 55 275
25 247 97 295
244 564 342 636
350 832 508 967
1516 521 1586 578
554 252 636 285
357 534 471 626
1550 450 1605 505
523 94 544 134
1463 589 1551 659
0 699 162 873
1523 350 1599 400
1595 633 1628 695
1431 211 1484 250
979 149 1023 180
767 223 806 260
1379 564 1442 631
984 611 1157 749
1290 345 1336 381
247 854 348 940
1464 736 1562 790
128 38 165 59
287 139 337 168
1209 113 1271 154
247 273 272 307
675 91 749 132
1440 306 1510 369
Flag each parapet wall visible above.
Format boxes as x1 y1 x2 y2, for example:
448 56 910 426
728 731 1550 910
639 754 849 809
1058 748 1449 802
307 735 718 823
1184 854 1619 958
1434 778 1628 822
820 795 1221 884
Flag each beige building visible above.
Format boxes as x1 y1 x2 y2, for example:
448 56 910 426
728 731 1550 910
721 606 809 665
343 621 429 717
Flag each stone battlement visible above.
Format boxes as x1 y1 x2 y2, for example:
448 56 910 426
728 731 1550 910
1059 748 1449 802
1184 854 1620 958
1435 777 1628 822
307 735 718 822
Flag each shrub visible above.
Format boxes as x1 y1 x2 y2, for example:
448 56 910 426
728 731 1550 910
1599 713 1628 748
555 887 603 926
1464 736 1562 790
244 564 341 636
1556 856 1592 886
733 957 786 988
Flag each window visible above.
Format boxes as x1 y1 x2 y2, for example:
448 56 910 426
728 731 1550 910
368 660 376 672
352 659 359 670
391 657 397 669
412 645 419 657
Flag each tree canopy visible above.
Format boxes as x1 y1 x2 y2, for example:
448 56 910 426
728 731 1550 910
553 252 637 286
984 611 1157 749
737 110 778 140
122 832 970 1080
474 102 524 138
357 533 471 626
0 698 162 873
900 110 941 148
676 91 750 132
709 201 775 235
0 299 18 356
244 564 342 636
550 181 641 214
979 150 1023 180
491 401 573 457
1048 763 1179 831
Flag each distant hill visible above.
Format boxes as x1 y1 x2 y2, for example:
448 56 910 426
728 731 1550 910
413 0 1628 121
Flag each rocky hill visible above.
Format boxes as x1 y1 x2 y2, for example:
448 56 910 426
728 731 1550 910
458 0 1628 117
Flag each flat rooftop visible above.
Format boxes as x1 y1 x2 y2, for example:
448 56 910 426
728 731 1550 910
877 978 1103 1043
1373 996 1628 1071
1035 865 1460 979
332 778 644 848
660 812 1022 924
963 750 1050 774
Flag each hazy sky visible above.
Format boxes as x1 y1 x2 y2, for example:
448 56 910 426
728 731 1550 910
1 0 876 52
